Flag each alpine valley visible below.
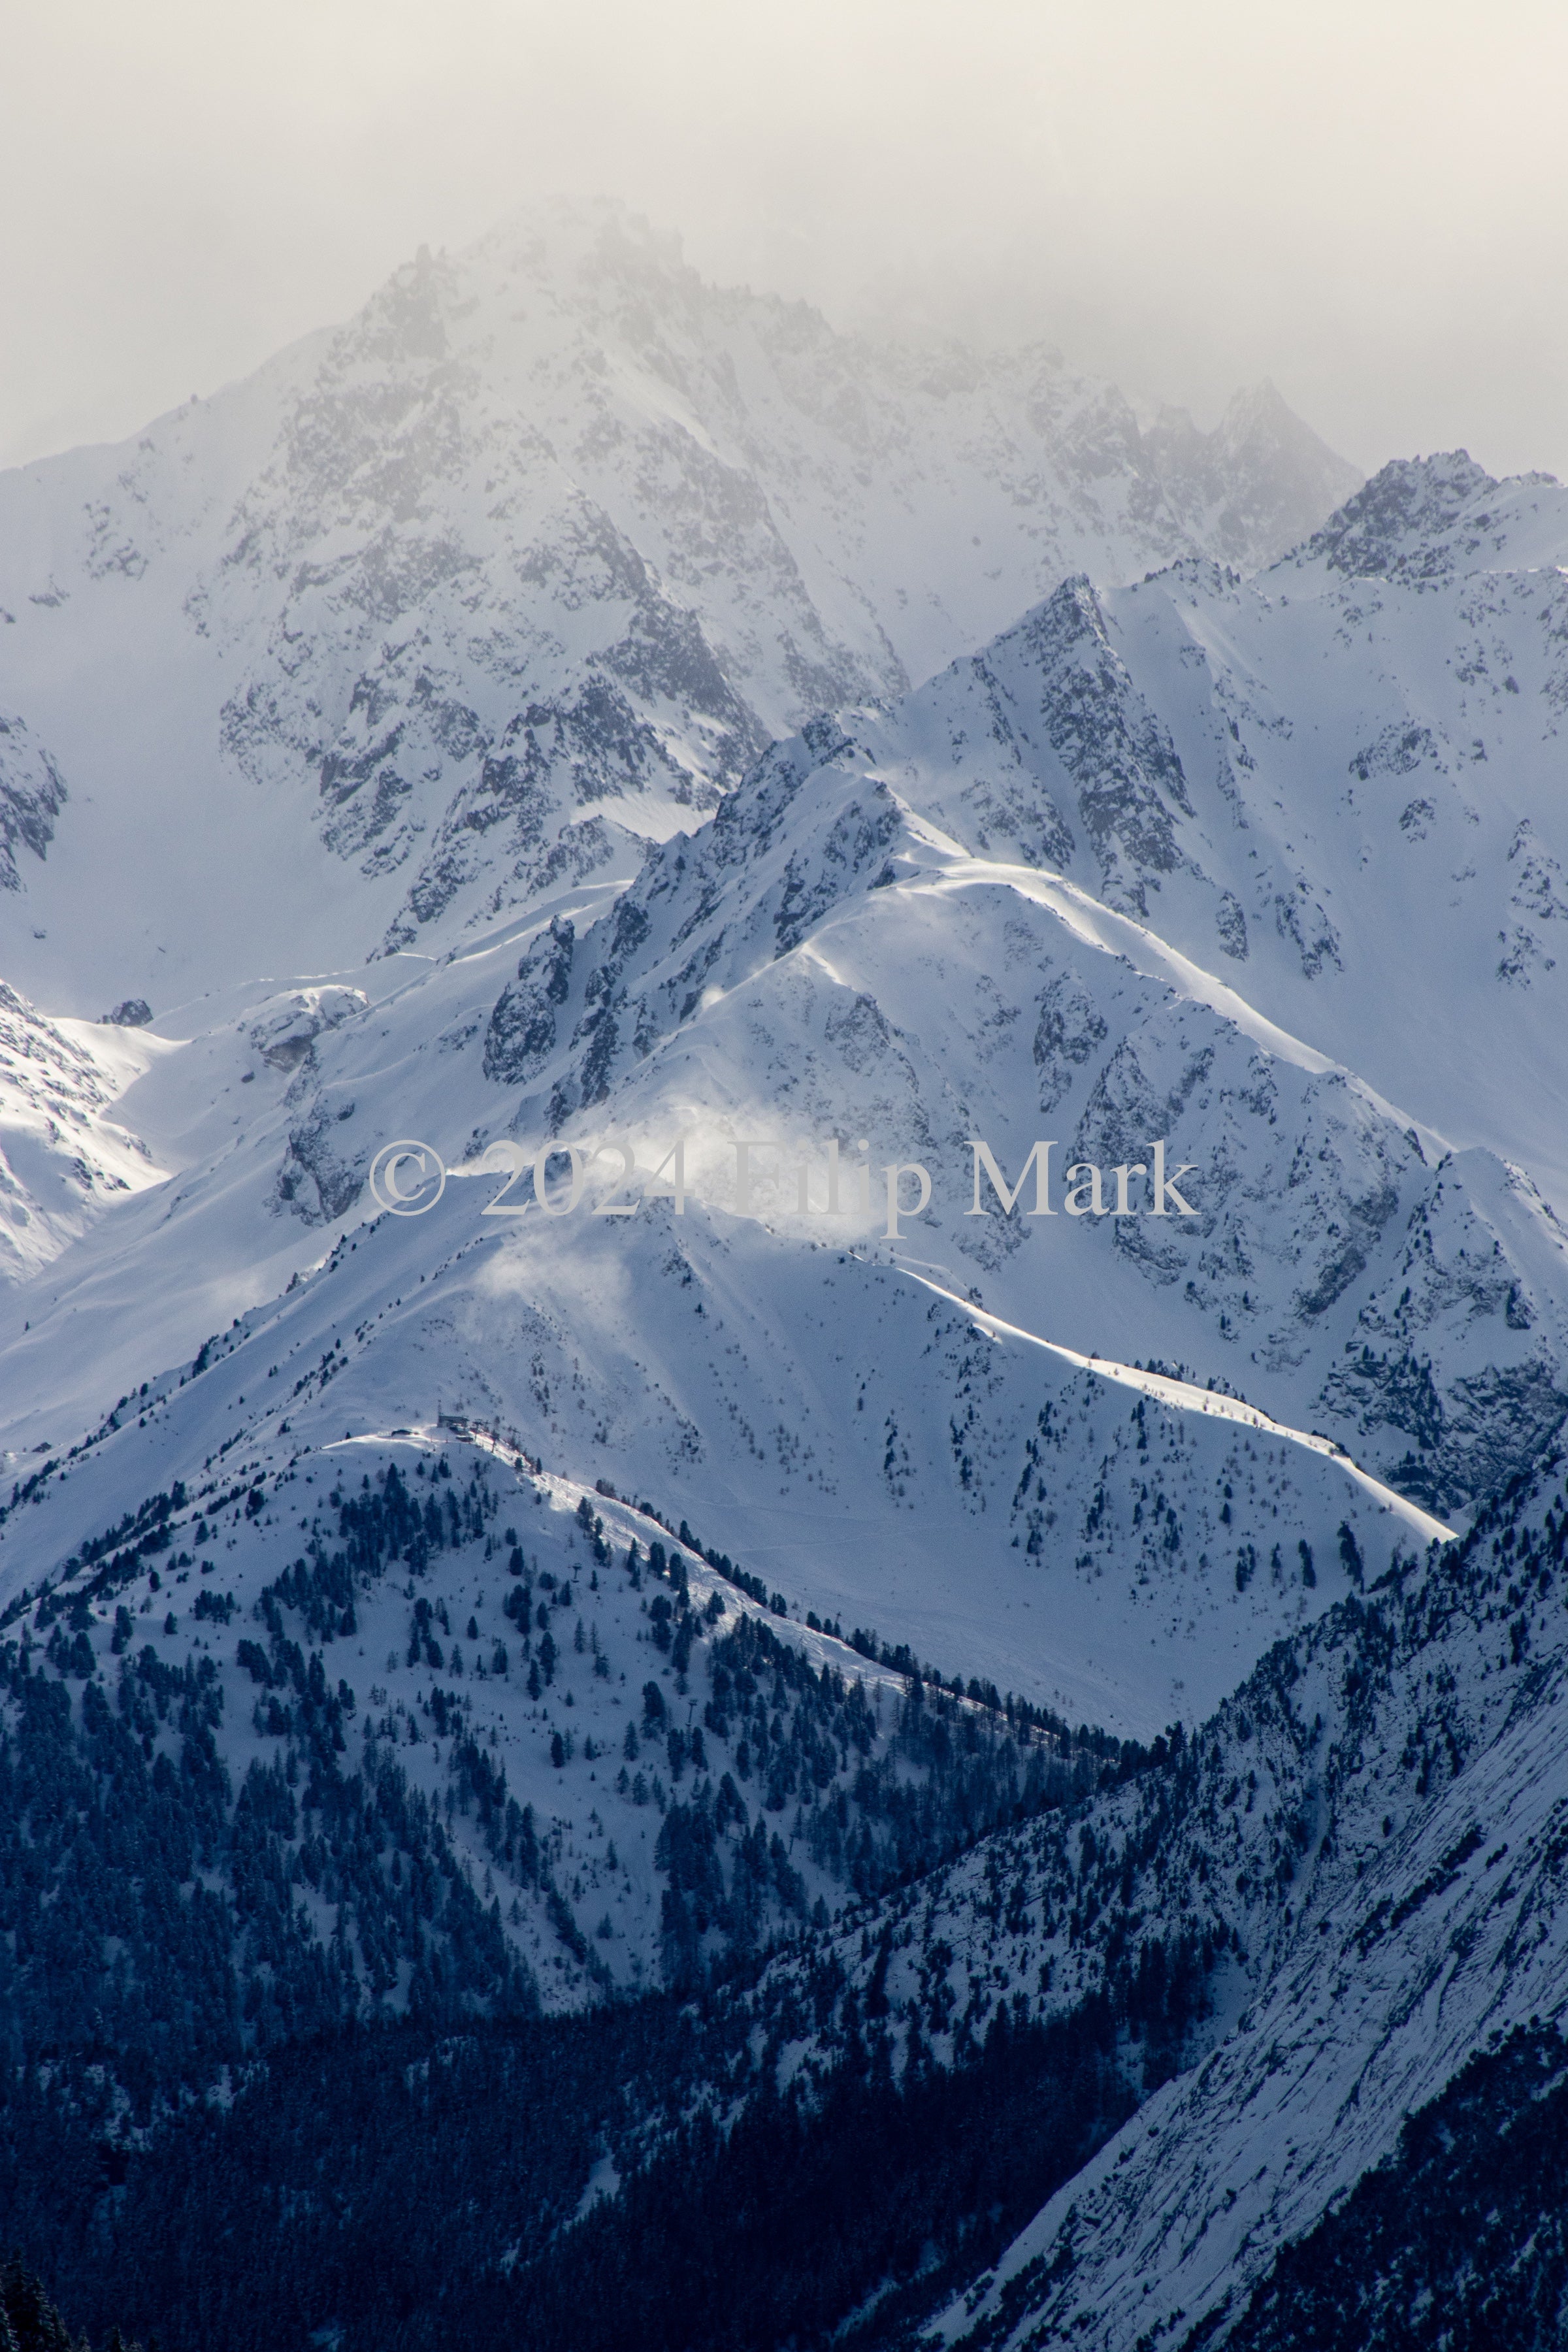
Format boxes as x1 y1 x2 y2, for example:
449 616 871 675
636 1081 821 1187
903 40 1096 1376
2 201 1567 2352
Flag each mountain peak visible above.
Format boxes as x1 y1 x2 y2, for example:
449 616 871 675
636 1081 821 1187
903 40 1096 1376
1311 448 1499 575
1140 378 1362 570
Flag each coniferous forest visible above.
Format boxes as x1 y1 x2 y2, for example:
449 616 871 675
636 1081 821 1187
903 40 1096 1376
0 1455 1220 2352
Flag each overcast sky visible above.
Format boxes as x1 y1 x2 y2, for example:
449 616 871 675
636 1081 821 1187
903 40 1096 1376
3 0 1565 481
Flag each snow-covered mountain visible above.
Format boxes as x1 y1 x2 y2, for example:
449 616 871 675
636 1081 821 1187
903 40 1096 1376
0 199 1356 1017
2 463 1563 1743
453 548 1568 1514
0 683 1499 1739
866 453 1568 1196
5 205 1568 2352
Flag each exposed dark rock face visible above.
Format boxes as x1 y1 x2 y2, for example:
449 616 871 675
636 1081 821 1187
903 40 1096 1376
0 711 65 892
484 916 577 1085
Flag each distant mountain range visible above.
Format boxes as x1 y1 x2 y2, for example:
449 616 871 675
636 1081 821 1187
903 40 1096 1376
1 201 1565 2352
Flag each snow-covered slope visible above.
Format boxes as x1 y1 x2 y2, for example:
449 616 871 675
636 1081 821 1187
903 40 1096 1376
915 1444 1568 2350
2 1419 966 2010
31 1264 1460 1716
0 201 1356 1015
519 1426 1567 2351
0 984 170 1281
